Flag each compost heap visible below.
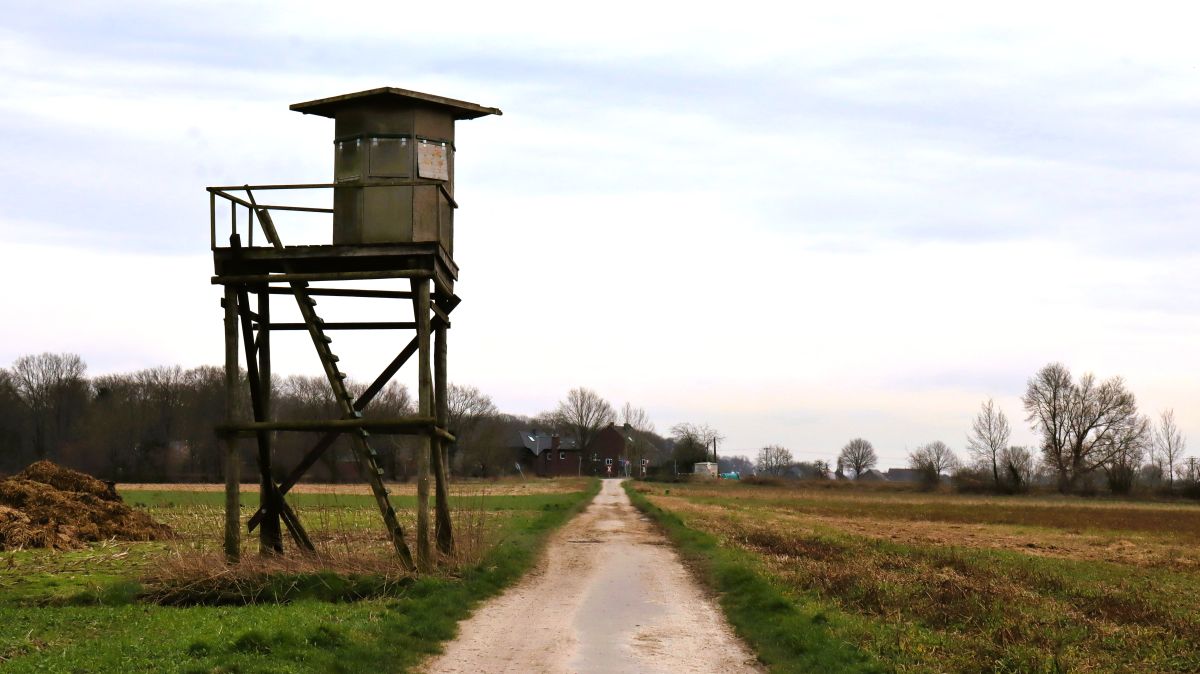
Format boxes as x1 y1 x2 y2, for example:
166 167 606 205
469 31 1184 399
0 461 172 550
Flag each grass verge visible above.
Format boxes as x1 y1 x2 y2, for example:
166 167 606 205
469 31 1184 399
0 479 600 673
624 482 883 673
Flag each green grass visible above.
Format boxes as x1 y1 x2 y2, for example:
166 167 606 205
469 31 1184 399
0 479 600 672
624 482 884 673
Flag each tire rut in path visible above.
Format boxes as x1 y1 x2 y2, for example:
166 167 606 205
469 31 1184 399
424 478 761 674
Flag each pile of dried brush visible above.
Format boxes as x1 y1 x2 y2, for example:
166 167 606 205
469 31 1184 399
0 460 172 550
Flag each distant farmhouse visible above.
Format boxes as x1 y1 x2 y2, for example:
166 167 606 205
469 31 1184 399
517 423 648 478
516 430 578 477
884 468 923 483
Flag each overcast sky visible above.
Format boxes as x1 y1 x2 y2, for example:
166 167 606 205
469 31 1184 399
2 1 1198 466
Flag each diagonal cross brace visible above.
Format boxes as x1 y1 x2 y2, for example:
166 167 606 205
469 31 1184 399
244 191 417 570
246 309 452 532
247 334 418 530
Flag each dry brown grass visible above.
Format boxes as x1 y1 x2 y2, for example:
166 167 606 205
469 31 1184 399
638 481 1200 673
118 477 589 497
141 493 503 605
672 481 1200 539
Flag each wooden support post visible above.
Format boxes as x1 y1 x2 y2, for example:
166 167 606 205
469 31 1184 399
222 287 241 563
257 288 283 554
413 278 433 571
433 321 454 555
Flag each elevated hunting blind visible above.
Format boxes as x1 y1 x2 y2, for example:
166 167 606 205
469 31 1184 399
208 87 500 571
290 88 499 250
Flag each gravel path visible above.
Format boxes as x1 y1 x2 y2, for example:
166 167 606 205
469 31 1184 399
423 479 761 674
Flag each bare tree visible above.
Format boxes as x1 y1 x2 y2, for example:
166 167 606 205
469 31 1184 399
617 403 657 475
1182 456 1200 485
10 352 88 460
1153 409 1187 491
446 384 497 441
1023 363 1147 493
0 368 24 471
444 384 498 476
620 402 655 433
1103 415 1150 495
554 387 615 450
838 438 877 479
909 441 958 486
966 398 1010 487
792 460 830 479
755 445 793 476
669 422 723 448
669 422 722 468
999 446 1036 491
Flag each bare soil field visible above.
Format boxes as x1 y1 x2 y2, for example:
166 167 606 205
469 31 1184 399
632 480 1200 673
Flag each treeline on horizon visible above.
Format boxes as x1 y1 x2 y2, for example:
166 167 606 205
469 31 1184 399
2 353 1196 497
0 352 720 483
747 362 1199 499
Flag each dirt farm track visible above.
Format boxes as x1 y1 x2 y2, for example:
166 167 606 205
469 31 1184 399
424 478 760 674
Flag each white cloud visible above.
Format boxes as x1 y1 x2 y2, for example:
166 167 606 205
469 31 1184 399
2 2 1199 466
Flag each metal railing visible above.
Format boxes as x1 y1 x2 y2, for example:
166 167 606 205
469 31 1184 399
207 180 457 250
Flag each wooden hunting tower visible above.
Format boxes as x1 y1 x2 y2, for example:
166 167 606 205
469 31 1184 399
208 87 500 571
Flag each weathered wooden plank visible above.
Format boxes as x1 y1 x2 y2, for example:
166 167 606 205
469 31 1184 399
267 287 415 299
256 289 283 554
413 278 433 571
218 416 441 433
222 288 240 563
433 323 453 555
212 270 431 285
264 321 417 331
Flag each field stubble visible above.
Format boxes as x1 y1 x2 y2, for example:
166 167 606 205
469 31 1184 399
635 481 1200 673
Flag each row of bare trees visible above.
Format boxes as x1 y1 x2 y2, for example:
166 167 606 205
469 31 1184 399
967 362 1195 495
0 352 432 482
1 353 229 480
748 363 1195 498
0 353 687 482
